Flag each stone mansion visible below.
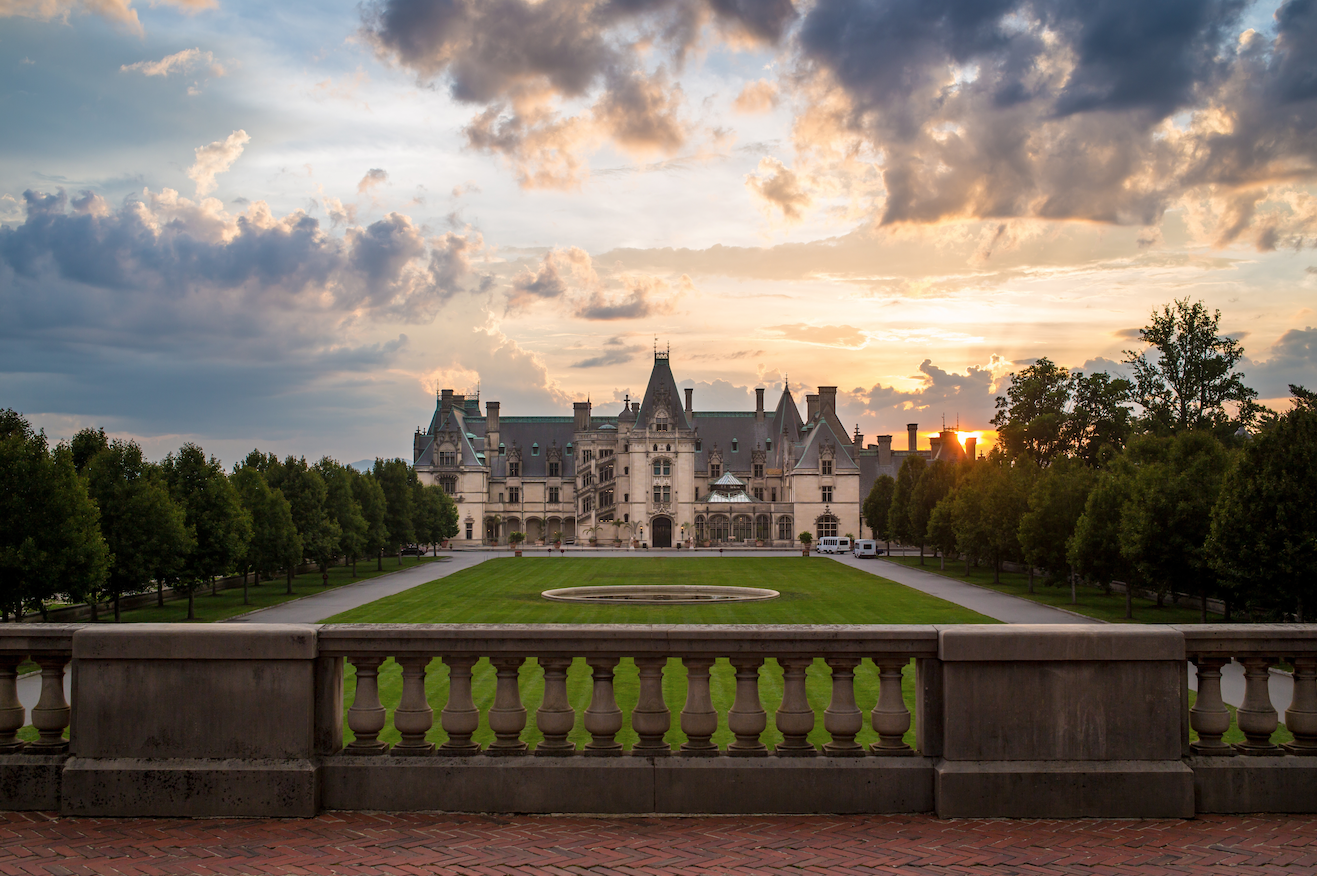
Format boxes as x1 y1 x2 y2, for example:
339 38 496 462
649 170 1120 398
413 351 974 548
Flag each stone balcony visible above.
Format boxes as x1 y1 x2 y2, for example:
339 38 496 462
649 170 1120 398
1 623 1314 818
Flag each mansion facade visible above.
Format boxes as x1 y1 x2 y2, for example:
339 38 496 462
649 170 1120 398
413 351 974 548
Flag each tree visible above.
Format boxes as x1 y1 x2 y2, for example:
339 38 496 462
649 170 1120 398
1068 371 1135 465
1208 390 1317 621
413 482 459 552
85 439 194 621
373 458 416 563
908 460 955 564
352 471 389 572
232 466 301 604
1 412 108 619
1124 297 1260 435
951 457 1033 583
275 457 340 587
1069 461 1137 617
951 463 992 576
992 357 1075 466
926 496 958 571
1018 457 1096 601
70 427 108 473
162 444 252 619
888 455 926 551
1120 432 1233 620
316 459 369 576
863 475 895 545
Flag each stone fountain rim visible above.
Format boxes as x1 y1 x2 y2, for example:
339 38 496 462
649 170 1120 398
541 584 780 604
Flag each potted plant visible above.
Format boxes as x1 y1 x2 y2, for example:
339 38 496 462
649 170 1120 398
552 530 563 549
798 531 812 557
509 531 526 557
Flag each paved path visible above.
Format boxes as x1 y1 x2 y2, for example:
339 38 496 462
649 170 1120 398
1 811 1313 874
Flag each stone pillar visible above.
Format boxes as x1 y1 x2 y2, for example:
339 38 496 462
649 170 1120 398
535 657 576 756
0 657 24 753
487 656 528 754
870 658 914 755
774 657 816 756
1234 657 1281 755
1284 656 1317 755
345 656 389 754
679 658 718 755
390 655 435 756
438 656 481 754
631 657 671 755
584 657 623 755
727 657 767 756
822 657 864 756
1189 657 1234 755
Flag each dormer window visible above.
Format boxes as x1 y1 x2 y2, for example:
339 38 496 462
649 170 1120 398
438 450 457 466
732 439 738 452
766 439 772 451
532 443 540 456
710 463 721 478
654 412 668 432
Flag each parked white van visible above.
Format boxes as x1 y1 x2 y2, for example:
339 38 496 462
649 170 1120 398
815 536 852 554
852 539 879 558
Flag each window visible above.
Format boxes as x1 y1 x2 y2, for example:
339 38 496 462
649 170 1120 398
695 515 706 540
655 413 668 432
439 451 457 466
623 493 628 502
652 484 671 504
709 516 729 542
549 461 560 477
753 463 764 478
601 488 614 507
695 440 702 451
732 439 738 452
733 515 752 541
532 444 540 456
548 487 560 503
710 463 721 478
498 492 504 503
777 516 793 540
624 467 628 475
508 461 520 477
466 521 474 540
440 477 457 495
753 487 764 500
508 487 521 503
652 459 671 476
624 444 629 452
766 439 772 451
499 444 506 456
821 459 833 475
771 487 777 502
817 515 838 538
755 515 770 541
583 496 594 512
821 485 833 503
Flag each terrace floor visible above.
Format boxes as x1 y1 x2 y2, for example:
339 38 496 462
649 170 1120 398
2 811 1313 875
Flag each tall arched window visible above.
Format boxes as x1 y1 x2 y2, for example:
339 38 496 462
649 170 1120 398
695 515 706 541
755 514 770 541
732 515 753 541
652 458 671 476
709 515 729 543
777 516 793 540
817 515 838 539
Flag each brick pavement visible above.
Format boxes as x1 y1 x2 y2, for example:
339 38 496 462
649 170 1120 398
1 812 1315 875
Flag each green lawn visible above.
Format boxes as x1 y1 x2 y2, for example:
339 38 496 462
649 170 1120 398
85 556 440 624
328 557 991 751
327 557 994 624
883 556 1209 625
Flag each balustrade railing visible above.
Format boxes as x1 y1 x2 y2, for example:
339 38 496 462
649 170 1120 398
0 626 76 755
317 625 935 756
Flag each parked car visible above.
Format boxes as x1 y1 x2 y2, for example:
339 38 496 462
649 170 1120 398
852 539 880 558
400 544 424 557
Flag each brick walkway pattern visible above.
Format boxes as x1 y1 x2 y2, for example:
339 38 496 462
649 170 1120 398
1 812 1315 875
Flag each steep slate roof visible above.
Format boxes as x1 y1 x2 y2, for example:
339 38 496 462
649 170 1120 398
418 407 485 467
634 354 692 431
793 416 860 472
691 413 770 473
770 389 804 444
489 417 576 478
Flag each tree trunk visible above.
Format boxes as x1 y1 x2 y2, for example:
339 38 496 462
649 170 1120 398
114 592 121 623
1028 567 1035 594
14 603 23 622
993 558 1000 585
965 555 972 576
939 554 945 570
1297 596 1305 624
377 551 383 572
918 544 925 565
188 590 195 621
286 567 293 595
39 602 48 622
211 576 218 597
243 577 249 606
157 580 164 608
1070 573 1077 605
1125 586 1133 620
352 556 357 578
88 599 99 622
397 549 403 566
1156 590 1165 608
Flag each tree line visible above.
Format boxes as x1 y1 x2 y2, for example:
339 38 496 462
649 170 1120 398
863 298 1316 623
0 420 458 621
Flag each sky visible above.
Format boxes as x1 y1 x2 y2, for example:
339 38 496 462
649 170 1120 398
2 0 1315 468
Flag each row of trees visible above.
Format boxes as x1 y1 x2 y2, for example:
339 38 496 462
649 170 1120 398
0 416 458 621
863 299 1315 622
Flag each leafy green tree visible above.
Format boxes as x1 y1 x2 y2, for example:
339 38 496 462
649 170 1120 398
1018 457 1096 600
1068 372 1135 465
0 412 109 619
909 460 955 564
352 470 389 571
162 444 252 619
952 457 1034 583
1120 432 1233 620
1069 459 1138 617
992 357 1075 466
888 455 926 551
950 463 991 575
275 457 340 585
85 440 194 621
413 481 459 552
232 465 301 604
926 495 958 571
1124 297 1260 435
316 459 369 576
863 475 895 550
70 427 108 472
1208 390 1317 621
373 458 416 564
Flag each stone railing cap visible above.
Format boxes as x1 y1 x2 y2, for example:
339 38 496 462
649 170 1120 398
0 623 84 655
939 625 1185 661
1177 623 1317 656
72 624 318 660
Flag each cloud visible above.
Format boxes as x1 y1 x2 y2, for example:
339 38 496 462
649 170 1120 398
846 358 1004 428
745 156 812 221
120 48 225 79
507 246 597 311
1243 326 1317 398
575 273 676 320
763 323 868 349
187 130 250 197
2 0 216 35
357 168 389 194
360 0 796 188
571 337 644 368
734 78 779 114
678 377 753 410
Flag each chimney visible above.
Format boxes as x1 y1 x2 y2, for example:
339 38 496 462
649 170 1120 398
485 401 500 432
852 424 863 448
908 423 919 453
440 388 454 419
939 429 961 461
876 435 892 467
818 386 837 416
574 401 592 432
452 393 465 417
806 393 820 422
684 387 694 413
964 436 977 459
755 387 765 421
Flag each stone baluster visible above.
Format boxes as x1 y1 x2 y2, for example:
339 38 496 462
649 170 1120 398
1284 655 1317 755
391 654 435 756
631 656 672 755
438 655 481 754
1234 656 1282 755
487 656 528 754
774 657 816 756
535 657 576 756
584 657 623 755
1189 657 1234 755
345 656 389 754
870 658 914 755
727 657 767 756
823 657 864 756
26 655 71 753
679 657 719 755
0 657 25 753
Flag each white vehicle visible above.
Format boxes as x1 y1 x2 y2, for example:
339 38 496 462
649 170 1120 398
852 539 879 558
815 536 852 554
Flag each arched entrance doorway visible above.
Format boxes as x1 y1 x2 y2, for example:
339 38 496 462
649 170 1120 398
652 516 672 548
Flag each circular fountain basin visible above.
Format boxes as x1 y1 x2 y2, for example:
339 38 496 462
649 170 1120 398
541 584 779 604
